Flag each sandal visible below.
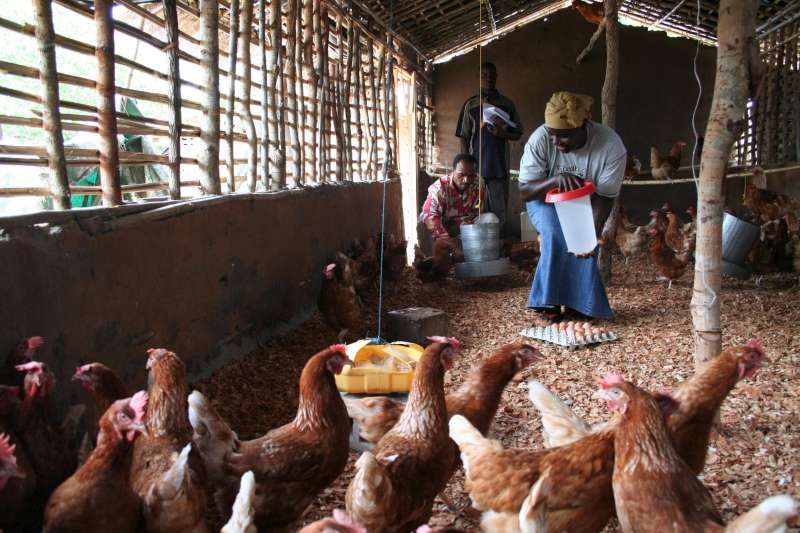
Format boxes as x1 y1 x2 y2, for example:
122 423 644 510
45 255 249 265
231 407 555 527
533 307 563 325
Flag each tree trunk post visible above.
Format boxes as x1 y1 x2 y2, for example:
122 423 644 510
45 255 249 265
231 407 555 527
597 0 619 285
199 0 222 195
225 0 240 193
32 0 70 210
239 0 258 192
162 0 182 200
285 0 301 185
258 0 269 189
691 0 760 366
94 0 122 206
267 0 285 190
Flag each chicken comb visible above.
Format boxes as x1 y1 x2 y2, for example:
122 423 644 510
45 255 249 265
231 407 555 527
597 371 625 388
0 433 17 463
746 338 765 354
26 336 45 352
74 363 92 376
427 336 461 349
129 391 149 423
329 344 348 355
324 263 336 272
15 361 44 374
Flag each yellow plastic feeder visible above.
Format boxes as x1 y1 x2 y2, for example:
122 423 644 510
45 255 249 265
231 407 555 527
335 339 425 394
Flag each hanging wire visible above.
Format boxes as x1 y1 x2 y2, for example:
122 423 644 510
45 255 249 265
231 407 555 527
374 0 393 342
690 0 718 309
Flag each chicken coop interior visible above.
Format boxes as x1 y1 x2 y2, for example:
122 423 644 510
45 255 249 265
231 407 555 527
0 0 799 531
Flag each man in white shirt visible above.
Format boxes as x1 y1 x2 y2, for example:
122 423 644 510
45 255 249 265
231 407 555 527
518 91 627 322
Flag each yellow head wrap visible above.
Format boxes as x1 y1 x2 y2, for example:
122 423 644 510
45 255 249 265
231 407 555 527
544 92 594 130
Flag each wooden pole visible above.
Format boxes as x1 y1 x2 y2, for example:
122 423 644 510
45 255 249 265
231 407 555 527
367 41 379 181
32 0 70 210
352 27 363 181
94 0 121 206
285 0 301 185
597 0 618 285
308 0 320 183
162 0 182 200
316 1 329 182
199 0 222 195
343 20 354 181
239 0 258 192
381 41 394 177
267 0 285 189
258 0 269 189
225 0 240 193
691 0 760 366
576 20 606 64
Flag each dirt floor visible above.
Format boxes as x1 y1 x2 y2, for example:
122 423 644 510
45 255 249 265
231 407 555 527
196 256 800 531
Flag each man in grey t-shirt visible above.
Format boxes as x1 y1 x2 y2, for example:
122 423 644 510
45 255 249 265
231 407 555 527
518 91 627 322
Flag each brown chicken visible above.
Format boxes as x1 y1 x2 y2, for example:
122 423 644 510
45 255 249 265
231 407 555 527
350 236 379 296
615 208 647 264
0 335 45 389
665 211 686 254
624 154 642 180
346 337 460 532
572 0 604 23
600 377 798 532
683 206 697 258
72 363 128 420
380 233 408 282
345 342 543 445
44 391 148 533
650 140 686 180
0 386 37 531
15 361 81 496
743 181 783 223
130 348 208 533
413 239 456 284
649 208 668 233
319 255 363 341
190 345 353 531
648 226 689 288
449 412 617 533
298 510 366 533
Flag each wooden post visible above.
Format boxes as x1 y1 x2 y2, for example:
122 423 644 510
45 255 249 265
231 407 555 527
32 0 70 209
239 0 258 192
285 0 301 185
691 0 759 366
267 0 285 189
162 0 181 200
94 0 122 206
333 29 345 182
258 0 269 189
367 41 379 181
225 0 240 193
296 0 308 183
308 0 320 183
343 20 354 181
381 41 394 177
316 1 329 182
597 0 618 285
199 0 222 195
352 27 363 181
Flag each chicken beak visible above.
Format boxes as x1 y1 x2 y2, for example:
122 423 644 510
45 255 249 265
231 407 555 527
592 389 613 402
131 422 148 438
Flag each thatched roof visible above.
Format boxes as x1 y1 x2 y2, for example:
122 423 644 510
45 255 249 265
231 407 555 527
351 0 799 60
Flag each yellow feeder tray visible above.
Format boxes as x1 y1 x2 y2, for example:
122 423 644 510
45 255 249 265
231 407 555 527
335 339 425 394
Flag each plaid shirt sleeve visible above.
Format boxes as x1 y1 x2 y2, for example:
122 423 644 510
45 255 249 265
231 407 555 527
421 179 450 240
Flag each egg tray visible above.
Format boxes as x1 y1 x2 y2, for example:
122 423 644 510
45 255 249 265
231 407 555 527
519 325 618 349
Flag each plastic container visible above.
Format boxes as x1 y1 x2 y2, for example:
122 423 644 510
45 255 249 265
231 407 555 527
460 222 500 262
722 211 760 265
545 182 597 255
335 340 425 394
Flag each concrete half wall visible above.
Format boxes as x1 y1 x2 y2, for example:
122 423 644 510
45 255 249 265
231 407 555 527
0 181 402 396
433 8 717 171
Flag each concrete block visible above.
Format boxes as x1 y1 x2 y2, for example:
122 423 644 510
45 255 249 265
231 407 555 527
386 307 448 346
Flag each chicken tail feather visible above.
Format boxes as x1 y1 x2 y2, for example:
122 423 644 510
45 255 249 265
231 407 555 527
448 414 495 477
527 380 591 448
519 469 550 533
347 451 391 522
188 390 238 484
221 471 256 533
725 495 799 533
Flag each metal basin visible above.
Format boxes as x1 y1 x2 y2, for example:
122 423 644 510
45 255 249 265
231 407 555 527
460 222 500 263
722 212 760 266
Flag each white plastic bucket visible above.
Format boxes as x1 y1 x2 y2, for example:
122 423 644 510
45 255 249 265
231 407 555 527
545 182 597 255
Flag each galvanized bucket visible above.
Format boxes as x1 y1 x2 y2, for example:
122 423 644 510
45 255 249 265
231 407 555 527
460 223 500 263
722 212 760 265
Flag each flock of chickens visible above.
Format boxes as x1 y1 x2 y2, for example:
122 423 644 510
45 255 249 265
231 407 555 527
2 329 797 532
614 183 800 288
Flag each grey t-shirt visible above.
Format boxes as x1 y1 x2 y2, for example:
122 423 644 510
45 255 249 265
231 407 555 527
518 121 627 198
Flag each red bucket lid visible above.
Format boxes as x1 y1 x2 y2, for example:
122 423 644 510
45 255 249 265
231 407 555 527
545 181 596 203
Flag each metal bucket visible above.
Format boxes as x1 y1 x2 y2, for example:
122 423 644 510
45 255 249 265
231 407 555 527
722 212 760 265
460 223 500 263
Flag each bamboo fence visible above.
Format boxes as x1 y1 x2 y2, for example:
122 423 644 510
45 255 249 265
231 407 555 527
0 0 428 207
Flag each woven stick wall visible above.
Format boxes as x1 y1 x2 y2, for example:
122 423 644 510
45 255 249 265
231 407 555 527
0 0 431 208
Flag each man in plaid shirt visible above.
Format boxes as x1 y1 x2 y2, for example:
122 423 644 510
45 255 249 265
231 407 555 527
421 153 484 248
